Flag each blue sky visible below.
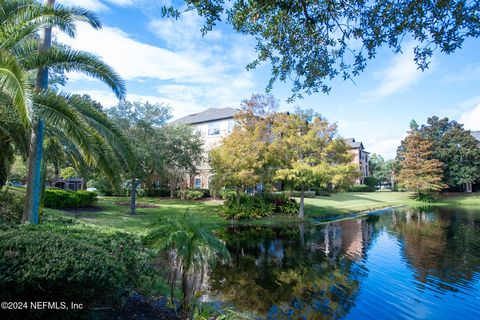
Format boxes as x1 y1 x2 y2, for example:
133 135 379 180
57 0 480 159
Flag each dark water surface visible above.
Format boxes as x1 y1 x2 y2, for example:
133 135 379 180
206 207 480 319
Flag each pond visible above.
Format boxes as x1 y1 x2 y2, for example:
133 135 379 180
204 207 480 319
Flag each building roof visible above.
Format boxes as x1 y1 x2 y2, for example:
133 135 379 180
344 138 364 149
472 130 480 142
171 107 239 125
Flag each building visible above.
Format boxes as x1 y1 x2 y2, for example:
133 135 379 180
344 138 370 184
171 107 239 189
50 178 84 191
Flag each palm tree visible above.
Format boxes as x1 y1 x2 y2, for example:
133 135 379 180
0 0 131 223
147 213 230 312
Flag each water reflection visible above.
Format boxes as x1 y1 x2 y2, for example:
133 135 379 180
206 207 480 319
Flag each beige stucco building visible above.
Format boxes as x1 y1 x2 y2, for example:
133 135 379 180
171 107 238 189
344 138 370 184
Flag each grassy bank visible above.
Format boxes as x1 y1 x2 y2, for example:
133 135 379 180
42 191 480 231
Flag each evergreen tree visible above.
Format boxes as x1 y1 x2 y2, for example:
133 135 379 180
398 131 446 199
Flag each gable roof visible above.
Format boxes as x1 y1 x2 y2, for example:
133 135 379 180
344 138 364 149
171 107 239 125
472 130 480 142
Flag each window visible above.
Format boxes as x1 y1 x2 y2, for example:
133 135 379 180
208 122 221 136
194 178 202 189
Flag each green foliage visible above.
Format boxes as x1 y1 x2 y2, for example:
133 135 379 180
179 1 480 99
287 190 317 198
363 177 379 189
88 175 116 196
0 224 150 308
221 195 274 219
348 184 374 192
185 190 204 200
144 187 171 197
59 166 77 179
219 189 238 201
0 189 23 223
147 213 230 309
221 194 299 219
43 189 97 209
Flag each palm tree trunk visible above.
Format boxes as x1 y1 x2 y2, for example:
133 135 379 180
22 0 54 224
130 175 136 215
298 184 305 219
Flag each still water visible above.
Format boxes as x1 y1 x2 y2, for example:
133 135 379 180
206 207 480 319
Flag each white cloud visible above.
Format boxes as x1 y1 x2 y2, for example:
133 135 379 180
359 44 428 103
57 14 259 121
364 135 405 160
58 0 109 11
460 104 480 131
58 0 135 11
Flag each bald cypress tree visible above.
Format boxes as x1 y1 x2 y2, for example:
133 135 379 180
398 131 446 200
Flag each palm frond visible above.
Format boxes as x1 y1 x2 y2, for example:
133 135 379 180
23 46 126 99
33 90 96 165
0 49 30 126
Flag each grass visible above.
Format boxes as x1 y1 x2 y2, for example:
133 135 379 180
42 191 480 232
45 197 225 233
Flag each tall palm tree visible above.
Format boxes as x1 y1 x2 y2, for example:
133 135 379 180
0 0 131 223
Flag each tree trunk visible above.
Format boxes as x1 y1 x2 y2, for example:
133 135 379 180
22 119 45 224
299 223 305 246
298 184 305 219
130 175 136 215
236 187 241 205
22 0 54 224
181 270 190 311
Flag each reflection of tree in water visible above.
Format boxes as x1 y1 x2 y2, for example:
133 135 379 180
385 207 480 292
208 221 378 318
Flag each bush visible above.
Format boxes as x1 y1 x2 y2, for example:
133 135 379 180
0 189 23 224
221 195 274 219
219 189 237 201
348 184 375 192
266 193 299 215
185 190 204 200
289 190 316 198
144 187 171 197
177 189 209 200
0 224 150 312
363 177 379 189
221 193 300 219
88 177 115 196
43 189 97 209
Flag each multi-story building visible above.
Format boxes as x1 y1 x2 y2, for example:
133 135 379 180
172 108 370 188
344 138 370 184
171 107 239 189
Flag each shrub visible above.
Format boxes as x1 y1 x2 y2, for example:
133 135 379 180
221 193 300 219
144 187 171 197
221 195 274 219
177 189 208 200
363 177 379 189
88 177 115 196
0 189 23 224
348 184 375 192
266 193 299 215
219 189 237 201
43 189 97 209
289 190 316 198
0 224 150 311
185 190 204 200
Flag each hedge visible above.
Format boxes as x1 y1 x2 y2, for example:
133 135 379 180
43 189 97 209
0 224 150 313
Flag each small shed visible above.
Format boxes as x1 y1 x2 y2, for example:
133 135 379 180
50 178 84 191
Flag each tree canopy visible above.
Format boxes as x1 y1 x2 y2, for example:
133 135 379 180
169 0 480 99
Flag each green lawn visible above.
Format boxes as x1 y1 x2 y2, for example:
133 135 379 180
45 197 225 233
44 191 480 232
